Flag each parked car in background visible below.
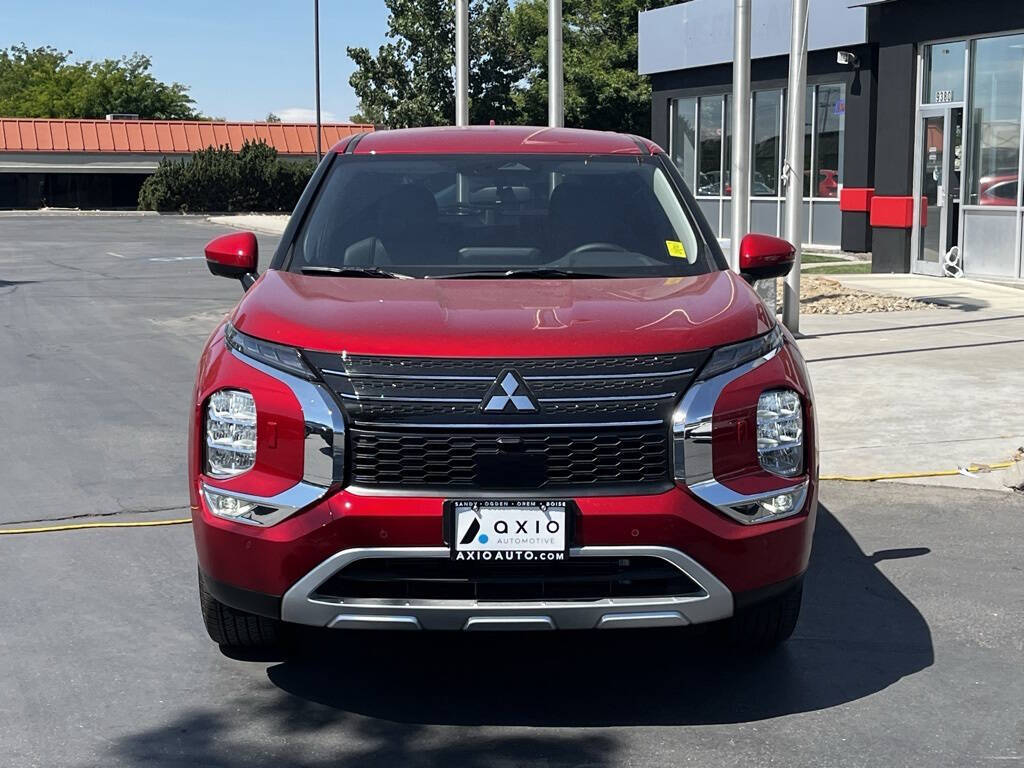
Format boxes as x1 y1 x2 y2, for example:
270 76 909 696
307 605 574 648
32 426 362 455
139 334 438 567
191 126 818 653
698 172 774 197
978 173 1019 206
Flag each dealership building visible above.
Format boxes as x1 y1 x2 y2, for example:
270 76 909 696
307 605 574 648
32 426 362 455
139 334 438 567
640 0 1024 281
0 118 371 210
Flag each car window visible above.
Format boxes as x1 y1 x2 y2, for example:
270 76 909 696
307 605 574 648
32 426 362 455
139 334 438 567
290 154 713 278
994 181 1018 201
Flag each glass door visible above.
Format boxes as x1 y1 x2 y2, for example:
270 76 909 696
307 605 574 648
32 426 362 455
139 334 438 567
914 107 964 273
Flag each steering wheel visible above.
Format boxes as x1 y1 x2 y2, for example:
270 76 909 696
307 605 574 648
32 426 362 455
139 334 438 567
564 242 628 259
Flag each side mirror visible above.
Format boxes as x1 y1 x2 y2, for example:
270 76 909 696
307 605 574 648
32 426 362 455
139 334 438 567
205 232 259 290
738 233 795 284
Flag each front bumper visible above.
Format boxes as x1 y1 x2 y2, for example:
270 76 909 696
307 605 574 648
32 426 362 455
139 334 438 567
193 480 817 629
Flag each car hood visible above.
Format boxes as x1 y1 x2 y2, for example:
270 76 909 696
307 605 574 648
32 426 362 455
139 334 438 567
230 269 773 357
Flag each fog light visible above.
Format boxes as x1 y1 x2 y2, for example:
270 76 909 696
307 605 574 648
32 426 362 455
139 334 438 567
204 488 258 519
757 389 803 477
758 492 796 516
206 389 256 477
200 482 325 527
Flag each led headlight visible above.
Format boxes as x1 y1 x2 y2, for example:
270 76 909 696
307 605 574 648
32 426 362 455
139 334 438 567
697 325 783 381
206 389 256 477
757 389 803 476
224 323 312 378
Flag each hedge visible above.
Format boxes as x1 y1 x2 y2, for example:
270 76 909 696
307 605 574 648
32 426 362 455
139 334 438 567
137 140 316 213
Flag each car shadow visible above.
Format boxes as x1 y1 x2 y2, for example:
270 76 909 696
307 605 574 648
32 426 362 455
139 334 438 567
263 503 934 727
104 504 933 767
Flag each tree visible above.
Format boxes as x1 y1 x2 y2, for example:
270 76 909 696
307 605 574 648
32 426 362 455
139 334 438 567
346 0 674 137
265 112 282 123
347 0 526 128
471 0 527 125
509 0 676 137
0 44 196 119
347 0 455 128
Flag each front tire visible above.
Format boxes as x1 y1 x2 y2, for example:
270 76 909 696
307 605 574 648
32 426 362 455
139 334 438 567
726 581 803 650
198 571 282 650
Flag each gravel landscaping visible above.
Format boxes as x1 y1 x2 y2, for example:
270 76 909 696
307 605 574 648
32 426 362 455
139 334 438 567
778 275 939 314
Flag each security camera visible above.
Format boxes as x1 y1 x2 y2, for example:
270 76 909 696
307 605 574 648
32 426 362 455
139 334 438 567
837 51 859 67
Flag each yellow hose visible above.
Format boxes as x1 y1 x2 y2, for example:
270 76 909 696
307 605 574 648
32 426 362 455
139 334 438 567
0 518 192 536
820 461 1016 482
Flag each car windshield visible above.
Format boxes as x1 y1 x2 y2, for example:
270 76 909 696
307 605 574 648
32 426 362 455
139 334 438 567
289 154 711 278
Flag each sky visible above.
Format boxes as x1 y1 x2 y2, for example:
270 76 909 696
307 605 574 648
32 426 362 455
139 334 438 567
1 0 392 123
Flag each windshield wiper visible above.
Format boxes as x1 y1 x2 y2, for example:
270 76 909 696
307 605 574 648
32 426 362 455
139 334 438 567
300 266 413 279
427 268 613 280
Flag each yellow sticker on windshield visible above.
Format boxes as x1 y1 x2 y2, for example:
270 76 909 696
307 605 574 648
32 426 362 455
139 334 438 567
665 240 687 259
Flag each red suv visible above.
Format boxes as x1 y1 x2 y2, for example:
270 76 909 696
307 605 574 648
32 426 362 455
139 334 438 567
191 126 817 651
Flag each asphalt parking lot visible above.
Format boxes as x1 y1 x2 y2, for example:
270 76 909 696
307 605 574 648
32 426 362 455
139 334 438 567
1 214 1022 768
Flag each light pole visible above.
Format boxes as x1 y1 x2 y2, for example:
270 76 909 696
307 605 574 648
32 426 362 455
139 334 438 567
455 0 469 126
782 0 809 332
548 0 563 127
729 0 751 273
314 0 322 160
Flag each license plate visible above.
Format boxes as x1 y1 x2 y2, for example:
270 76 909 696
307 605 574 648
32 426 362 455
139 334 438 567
450 500 568 562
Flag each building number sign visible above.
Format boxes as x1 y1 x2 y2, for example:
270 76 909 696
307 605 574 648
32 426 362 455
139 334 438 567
934 89 954 103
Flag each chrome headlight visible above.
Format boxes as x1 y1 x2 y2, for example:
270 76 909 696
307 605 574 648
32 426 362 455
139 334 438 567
757 389 804 477
206 389 256 477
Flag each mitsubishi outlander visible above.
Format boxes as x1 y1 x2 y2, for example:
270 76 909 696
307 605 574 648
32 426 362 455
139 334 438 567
190 126 817 651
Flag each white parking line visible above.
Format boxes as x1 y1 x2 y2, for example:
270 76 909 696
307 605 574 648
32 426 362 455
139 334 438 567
106 251 126 259
149 256 205 262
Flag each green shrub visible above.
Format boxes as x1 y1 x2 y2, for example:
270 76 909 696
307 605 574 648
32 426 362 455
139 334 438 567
138 140 316 213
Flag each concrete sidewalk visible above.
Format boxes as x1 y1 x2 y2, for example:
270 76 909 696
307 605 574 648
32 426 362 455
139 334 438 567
208 213 289 235
798 275 1024 491
834 273 1024 310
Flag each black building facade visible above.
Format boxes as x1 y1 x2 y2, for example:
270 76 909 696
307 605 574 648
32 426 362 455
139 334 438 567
640 0 1024 282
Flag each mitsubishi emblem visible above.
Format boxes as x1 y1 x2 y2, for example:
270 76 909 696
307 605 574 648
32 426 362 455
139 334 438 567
482 370 538 413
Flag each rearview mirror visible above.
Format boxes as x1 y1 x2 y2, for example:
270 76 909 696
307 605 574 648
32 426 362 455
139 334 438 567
205 232 259 290
738 233 795 284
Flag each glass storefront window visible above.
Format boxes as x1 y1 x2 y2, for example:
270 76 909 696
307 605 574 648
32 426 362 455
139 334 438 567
967 34 1024 206
670 83 845 206
924 41 966 104
698 95 724 196
666 81 846 244
815 84 846 198
752 90 782 196
670 97 697 188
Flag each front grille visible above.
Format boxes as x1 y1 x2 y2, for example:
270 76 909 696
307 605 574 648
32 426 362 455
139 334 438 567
313 556 703 602
303 350 708 428
336 399 667 423
315 354 704 377
302 350 709 490
349 427 669 488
